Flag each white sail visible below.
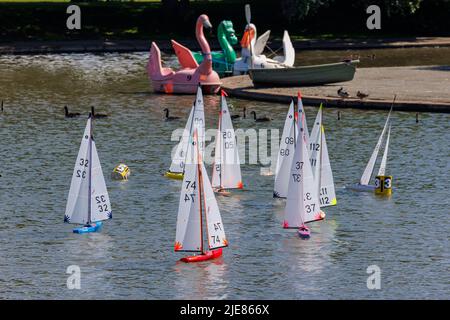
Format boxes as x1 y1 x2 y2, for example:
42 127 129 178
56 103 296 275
309 105 336 207
283 113 322 228
317 125 337 207
378 125 391 176
64 117 111 225
175 133 202 252
274 101 297 198
201 162 228 250
211 94 243 189
360 109 391 185
193 86 206 157
297 93 310 149
169 106 194 174
64 118 91 225
309 104 322 152
90 140 112 222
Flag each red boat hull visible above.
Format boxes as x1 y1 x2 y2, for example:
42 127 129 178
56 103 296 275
180 248 223 263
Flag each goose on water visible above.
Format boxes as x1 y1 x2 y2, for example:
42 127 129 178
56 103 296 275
91 106 108 118
337 87 349 98
163 108 180 121
64 106 81 118
250 111 271 122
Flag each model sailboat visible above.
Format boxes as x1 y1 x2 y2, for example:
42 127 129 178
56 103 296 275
64 114 112 234
283 112 325 239
274 99 297 198
211 90 243 194
347 107 392 192
165 85 206 180
175 129 228 262
308 104 337 207
274 92 308 198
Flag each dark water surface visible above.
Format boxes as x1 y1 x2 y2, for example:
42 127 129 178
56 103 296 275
0 52 449 299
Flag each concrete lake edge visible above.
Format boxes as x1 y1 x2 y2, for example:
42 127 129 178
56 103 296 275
220 70 450 114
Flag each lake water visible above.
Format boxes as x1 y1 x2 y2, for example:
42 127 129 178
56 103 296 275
0 50 449 299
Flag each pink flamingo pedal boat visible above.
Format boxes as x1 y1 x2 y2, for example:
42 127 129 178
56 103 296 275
148 14 221 94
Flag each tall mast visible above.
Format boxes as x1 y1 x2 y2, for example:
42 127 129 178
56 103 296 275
196 131 205 254
293 99 297 148
219 97 223 189
87 113 93 225
317 112 323 203
183 97 197 175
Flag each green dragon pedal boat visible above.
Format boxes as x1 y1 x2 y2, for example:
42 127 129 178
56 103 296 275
193 20 237 77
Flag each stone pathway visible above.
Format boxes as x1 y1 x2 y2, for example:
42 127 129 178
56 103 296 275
221 66 450 113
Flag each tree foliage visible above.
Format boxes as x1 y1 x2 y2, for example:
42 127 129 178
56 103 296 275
280 0 425 23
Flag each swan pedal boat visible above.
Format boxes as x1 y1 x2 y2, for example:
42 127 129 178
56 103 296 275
148 14 221 94
192 20 238 77
233 25 295 75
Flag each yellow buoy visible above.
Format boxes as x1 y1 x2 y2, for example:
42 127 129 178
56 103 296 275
375 175 392 195
112 163 130 180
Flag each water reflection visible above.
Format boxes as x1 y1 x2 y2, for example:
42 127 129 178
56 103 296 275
173 257 229 300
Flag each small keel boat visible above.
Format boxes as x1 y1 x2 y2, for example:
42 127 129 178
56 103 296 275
274 99 297 198
298 224 311 239
309 104 337 207
175 129 228 262
211 90 243 193
347 105 393 193
64 114 112 233
283 104 324 238
165 86 205 180
273 92 308 198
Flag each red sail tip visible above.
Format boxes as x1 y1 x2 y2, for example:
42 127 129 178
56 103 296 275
297 91 302 99
221 89 228 97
